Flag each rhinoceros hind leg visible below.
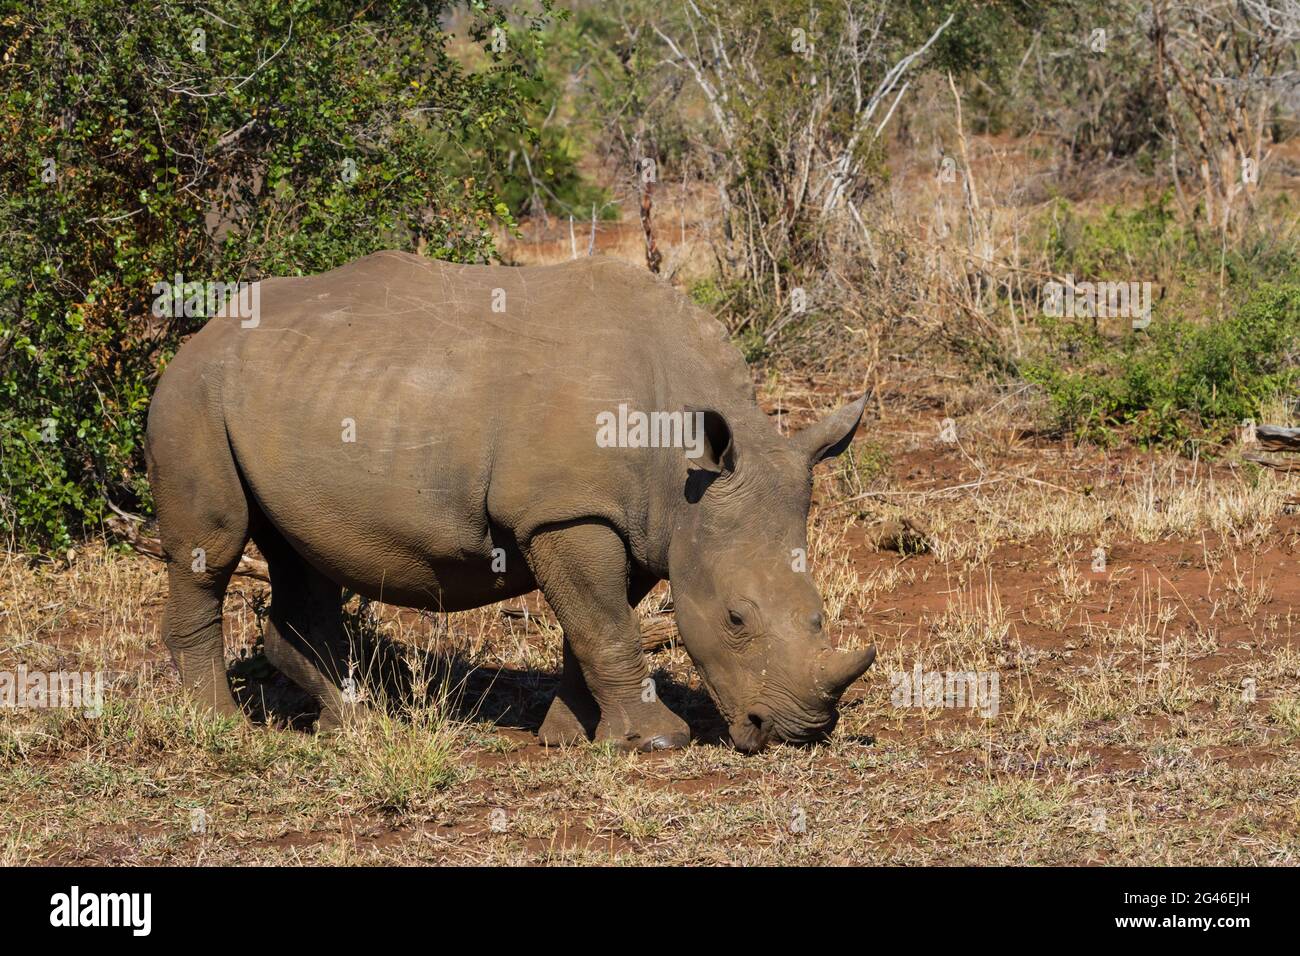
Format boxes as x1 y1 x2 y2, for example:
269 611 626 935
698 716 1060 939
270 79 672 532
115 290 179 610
253 523 358 732
527 521 690 752
149 404 248 720
160 563 244 720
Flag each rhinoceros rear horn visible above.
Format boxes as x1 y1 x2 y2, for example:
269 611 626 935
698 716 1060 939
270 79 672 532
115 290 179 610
793 394 867 466
817 645 877 702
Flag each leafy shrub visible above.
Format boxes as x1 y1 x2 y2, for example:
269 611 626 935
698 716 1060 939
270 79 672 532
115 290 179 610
1025 282 1300 448
0 0 563 549
482 7 611 220
1044 195 1186 281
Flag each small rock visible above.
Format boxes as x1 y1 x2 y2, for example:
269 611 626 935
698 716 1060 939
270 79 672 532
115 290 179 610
871 517 931 555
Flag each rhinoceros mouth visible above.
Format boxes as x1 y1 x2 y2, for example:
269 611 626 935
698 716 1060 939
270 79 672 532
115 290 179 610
687 652 840 752
727 703 838 752
727 711 774 753
774 712 839 746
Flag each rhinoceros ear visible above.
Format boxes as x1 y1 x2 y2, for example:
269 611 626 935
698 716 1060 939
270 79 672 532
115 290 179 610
684 406 736 474
793 395 867 466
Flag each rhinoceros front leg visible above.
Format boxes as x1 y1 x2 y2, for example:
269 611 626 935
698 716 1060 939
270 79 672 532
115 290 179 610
537 637 600 746
538 570 660 746
527 521 690 751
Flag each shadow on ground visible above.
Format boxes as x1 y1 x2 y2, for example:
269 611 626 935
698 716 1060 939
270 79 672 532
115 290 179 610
227 638 728 745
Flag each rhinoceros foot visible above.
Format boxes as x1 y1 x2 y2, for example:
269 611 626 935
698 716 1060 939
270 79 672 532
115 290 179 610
595 701 691 752
538 693 598 746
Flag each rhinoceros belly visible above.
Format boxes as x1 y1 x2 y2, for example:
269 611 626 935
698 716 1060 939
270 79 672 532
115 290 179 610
221 327 536 611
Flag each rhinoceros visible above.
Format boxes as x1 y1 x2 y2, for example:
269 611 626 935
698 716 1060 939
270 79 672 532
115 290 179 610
145 251 875 752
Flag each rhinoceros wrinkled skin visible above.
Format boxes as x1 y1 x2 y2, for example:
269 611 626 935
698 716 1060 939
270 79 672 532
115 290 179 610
145 250 875 752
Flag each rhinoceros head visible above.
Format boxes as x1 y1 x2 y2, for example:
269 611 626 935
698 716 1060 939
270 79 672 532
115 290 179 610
669 395 876 752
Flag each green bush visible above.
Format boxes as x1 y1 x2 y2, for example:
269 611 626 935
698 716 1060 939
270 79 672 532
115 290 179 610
1044 195 1185 281
0 0 563 549
1025 282 1300 448
482 7 611 220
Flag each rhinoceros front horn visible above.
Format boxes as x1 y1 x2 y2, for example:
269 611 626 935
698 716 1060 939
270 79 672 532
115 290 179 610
817 646 878 702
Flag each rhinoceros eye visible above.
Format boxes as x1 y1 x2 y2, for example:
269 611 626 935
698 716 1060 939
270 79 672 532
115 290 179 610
727 609 745 628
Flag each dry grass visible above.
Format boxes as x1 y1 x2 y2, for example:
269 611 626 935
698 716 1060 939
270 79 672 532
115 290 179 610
5 120 1300 865
3 400 1298 865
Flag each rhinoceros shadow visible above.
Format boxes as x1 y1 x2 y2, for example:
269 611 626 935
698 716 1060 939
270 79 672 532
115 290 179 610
228 616 729 745
402 648 729 747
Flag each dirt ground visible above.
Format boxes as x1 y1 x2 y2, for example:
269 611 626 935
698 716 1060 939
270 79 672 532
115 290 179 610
3 369 1298 865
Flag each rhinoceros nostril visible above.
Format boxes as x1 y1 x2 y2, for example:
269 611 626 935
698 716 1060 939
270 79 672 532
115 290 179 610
729 707 776 753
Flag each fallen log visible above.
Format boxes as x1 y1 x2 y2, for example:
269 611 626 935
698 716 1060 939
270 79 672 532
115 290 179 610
638 615 679 652
1242 453 1300 474
1256 425 1300 452
107 513 271 582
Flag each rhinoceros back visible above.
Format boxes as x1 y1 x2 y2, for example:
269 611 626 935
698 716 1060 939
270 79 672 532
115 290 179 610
176 251 753 604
